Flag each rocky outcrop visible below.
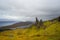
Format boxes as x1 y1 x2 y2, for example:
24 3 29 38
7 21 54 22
35 17 43 29
58 16 60 22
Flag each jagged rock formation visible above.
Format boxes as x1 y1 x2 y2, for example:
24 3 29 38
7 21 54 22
58 16 60 22
35 17 43 29
35 17 39 25
39 19 43 26
35 17 40 28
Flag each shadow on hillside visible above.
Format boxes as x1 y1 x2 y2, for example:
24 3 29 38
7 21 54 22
0 29 11 32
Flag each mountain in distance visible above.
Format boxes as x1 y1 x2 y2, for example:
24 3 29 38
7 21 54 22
0 21 17 26
0 21 33 30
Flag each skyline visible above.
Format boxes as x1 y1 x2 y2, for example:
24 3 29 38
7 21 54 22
0 0 60 21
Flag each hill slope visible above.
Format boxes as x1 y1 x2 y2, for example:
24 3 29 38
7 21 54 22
0 17 60 40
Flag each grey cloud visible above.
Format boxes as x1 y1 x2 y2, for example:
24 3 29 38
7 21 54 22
0 0 60 21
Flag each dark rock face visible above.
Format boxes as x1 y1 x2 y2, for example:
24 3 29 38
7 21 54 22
35 17 39 25
58 16 60 22
39 19 43 26
35 17 40 28
35 17 43 29
0 28 10 32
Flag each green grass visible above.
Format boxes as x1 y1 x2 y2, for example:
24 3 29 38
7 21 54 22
0 18 60 40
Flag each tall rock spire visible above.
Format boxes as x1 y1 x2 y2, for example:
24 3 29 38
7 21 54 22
40 19 43 26
58 16 60 22
35 17 40 28
36 17 39 24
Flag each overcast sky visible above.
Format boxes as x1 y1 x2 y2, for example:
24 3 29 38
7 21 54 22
0 0 60 21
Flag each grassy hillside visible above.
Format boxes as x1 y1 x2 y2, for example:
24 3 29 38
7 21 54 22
0 17 60 40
